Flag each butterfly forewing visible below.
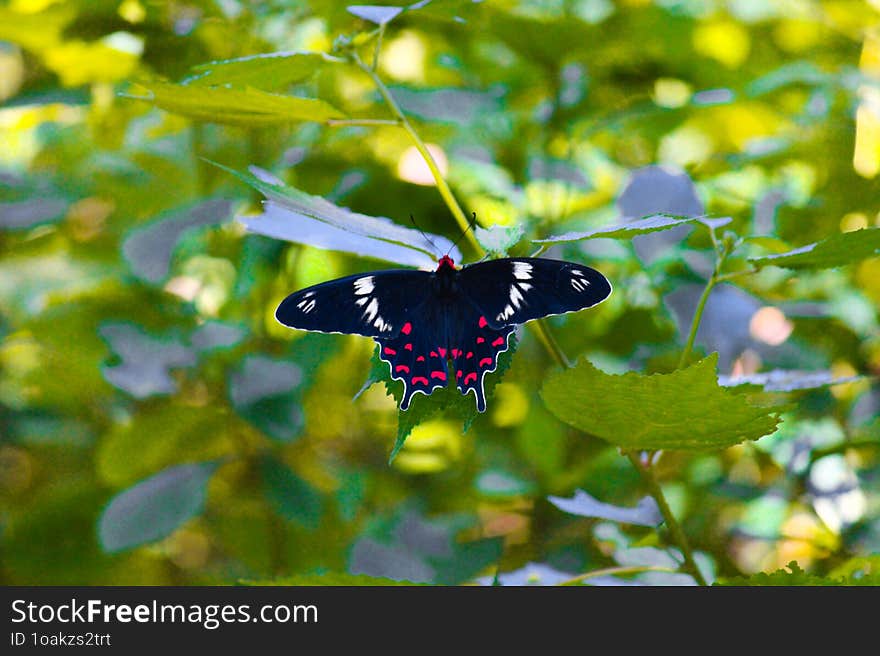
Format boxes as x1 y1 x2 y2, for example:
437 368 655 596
276 269 431 338
457 257 612 329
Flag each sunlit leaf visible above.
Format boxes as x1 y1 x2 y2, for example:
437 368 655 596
348 4 404 25
475 223 524 256
221 163 460 269
534 214 709 244
126 82 345 126
548 489 663 527
749 228 880 269
719 370 864 392
186 52 326 90
98 461 220 553
541 354 782 451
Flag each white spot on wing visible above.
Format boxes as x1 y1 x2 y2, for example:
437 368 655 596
354 276 375 295
363 297 379 322
509 284 525 309
355 297 369 307
496 304 515 322
513 261 533 280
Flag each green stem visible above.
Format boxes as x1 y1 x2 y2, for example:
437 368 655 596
352 53 483 255
677 272 717 370
326 118 402 127
529 320 570 369
626 452 708 586
559 565 677 586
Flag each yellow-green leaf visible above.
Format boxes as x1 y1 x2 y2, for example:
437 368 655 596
126 82 344 126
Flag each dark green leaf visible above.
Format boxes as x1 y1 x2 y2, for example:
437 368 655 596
261 456 322 528
229 355 304 442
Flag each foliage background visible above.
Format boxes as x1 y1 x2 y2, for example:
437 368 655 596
1 0 879 586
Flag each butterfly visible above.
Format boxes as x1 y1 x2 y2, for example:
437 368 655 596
276 255 612 412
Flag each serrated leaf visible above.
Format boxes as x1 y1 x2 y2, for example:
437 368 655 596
748 228 880 269
475 223 524 256
348 4 405 24
127 82 344 126
541 354 781 451
714 561 851 586
186 52 325 90
219 163 461 269
260 456 322 528
548 490 663 527
534 214 729 244
98 461 220 553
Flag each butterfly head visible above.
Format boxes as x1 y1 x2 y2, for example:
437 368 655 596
437 255 456 271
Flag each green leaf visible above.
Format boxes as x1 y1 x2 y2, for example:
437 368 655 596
98 461 220 553
260 456 322 528
714 561 876 586
475 223 524 256
216 163 460 269
748 227 880 269
541 354 781 451
186 52 326 90
126 82 344 126
534 214 729 244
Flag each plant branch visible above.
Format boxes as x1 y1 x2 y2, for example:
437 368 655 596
351 52 483 255
559 565 677 586
625 452 708 586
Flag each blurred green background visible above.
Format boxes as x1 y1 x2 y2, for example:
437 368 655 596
1 0 879 586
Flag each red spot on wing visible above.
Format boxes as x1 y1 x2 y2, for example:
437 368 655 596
492 337 505 347
401 322 412 335
476 337 485 344
412 376 429 385
430 371 447 381
404 343 413 351
456 370 462 379
479 316 488 328
464 372 478 384
417 355 425 362
430 351 438 357
466 351 473 359
383 347 397 356
451 348 460 358
438 347 447 358
395 365 410 373
479 357 493 367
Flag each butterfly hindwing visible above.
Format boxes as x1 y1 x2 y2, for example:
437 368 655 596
448 318 515 413
457 257 612 329
276 269 431 338
376 317 449 411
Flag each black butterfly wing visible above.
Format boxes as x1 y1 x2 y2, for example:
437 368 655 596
276 269 432 338
447 320 515 413
457 257 612 329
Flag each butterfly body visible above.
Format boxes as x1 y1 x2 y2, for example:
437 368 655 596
276 255 611 412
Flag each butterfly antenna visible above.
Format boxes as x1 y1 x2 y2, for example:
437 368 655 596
446 212 478 256
410 214 441 255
